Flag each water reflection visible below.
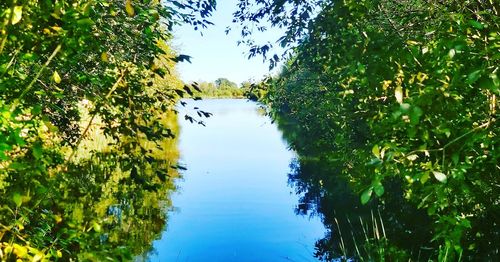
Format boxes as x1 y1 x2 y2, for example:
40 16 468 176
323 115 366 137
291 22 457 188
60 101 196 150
277 116 436 261
0 113 180 260
287 157 435 261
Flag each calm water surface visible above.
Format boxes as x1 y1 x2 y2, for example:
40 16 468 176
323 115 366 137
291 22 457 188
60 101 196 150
146 99 325 261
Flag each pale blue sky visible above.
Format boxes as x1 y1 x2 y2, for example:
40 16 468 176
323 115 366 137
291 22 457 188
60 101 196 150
172 0 284 85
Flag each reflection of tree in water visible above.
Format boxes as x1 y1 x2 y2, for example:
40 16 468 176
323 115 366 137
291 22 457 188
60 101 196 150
288 157 434 261
0 115 180 261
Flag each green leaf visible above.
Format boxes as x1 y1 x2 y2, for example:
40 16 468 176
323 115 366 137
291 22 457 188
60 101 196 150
92 221 102 232
468 20 484 29
374 183 384 197
361 187 373 204
32 143 43 159
31 105 42 115
367 158 383 166
9 162 26 170
410 106 423 125
399 103 411 113
421 172 430 184
466 70 482 84
77 18 94 26
487 73 499 94
13 193 22 207
433 171 447 183
451 153 459 165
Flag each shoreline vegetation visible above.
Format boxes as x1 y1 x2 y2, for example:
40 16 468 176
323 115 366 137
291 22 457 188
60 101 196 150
185 78 252 99
0 1 215 260
245 0 499 260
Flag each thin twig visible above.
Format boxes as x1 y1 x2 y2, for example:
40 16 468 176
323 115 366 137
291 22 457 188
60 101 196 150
405 121 491 167
9 44 62 112
66 72 126 163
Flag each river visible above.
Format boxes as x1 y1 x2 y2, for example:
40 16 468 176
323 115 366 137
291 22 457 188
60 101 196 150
145 99 326 261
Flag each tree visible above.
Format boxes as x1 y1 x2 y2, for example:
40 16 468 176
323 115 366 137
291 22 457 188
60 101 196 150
0 0 217 259
239 0 499 259
215 77 237 88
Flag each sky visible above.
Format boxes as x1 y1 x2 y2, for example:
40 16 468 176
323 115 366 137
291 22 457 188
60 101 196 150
172 0 285 86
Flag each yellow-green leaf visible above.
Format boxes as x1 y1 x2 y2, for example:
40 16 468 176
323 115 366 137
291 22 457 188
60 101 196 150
372 144 380 158
77 18 94 26
13 244 28 258
101 52 109 62
406 40 420 46
13 192 22 207
420 172 430 184
12 6 23 25
125 0 135 17
92 221 102 232
53 71 61 84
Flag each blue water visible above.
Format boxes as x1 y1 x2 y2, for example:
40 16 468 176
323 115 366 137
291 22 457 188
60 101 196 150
146 99 325 261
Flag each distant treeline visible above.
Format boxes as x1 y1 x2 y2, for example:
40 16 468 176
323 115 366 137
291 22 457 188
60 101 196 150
188 78 253 98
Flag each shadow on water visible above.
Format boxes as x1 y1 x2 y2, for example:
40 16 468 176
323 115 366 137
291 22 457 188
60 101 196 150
276 115 437 261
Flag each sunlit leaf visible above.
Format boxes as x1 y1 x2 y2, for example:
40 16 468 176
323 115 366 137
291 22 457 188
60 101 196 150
372 144 380 158
13 244 28 258
432 171 447 183
421 172 430 184
13 192 22 207
33 253 44 262
92 221 102 232
52 71 61 84
11 6 23 25
406 154 418 161
395 86 403 104
101 52 109 62
125 0 135 17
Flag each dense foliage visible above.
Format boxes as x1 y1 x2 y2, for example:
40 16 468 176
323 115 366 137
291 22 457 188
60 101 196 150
1 0 497 260
0 0 217 260
237 0 499 260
